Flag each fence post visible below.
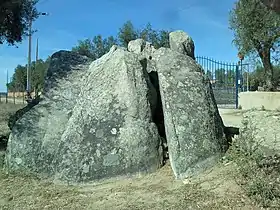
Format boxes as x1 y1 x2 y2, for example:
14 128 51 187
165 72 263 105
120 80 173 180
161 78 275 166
235 64 239 109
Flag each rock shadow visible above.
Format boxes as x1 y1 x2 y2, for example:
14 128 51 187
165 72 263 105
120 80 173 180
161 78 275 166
140 58 168 164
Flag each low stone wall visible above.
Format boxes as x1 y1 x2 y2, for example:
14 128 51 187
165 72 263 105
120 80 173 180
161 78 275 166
239 91 280 110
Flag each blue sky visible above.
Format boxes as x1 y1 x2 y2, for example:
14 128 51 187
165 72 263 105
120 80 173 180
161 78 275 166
0 0 239 92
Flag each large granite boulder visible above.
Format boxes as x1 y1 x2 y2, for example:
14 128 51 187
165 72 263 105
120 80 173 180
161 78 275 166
152 48 227 179
128 39 146 53
127 37 227 179
169 30 195 59
5 46 163 183
239 110 280 156
5 30 228 184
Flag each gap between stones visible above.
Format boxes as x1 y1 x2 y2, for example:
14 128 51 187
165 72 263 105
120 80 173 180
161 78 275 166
140 57 169 165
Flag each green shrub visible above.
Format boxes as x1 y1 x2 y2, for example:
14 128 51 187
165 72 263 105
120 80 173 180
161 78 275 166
226 127 280 208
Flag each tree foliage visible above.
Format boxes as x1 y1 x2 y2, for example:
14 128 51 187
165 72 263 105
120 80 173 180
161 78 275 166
137 23 170 48
72 39 94 59
7 58 50 93
8 64 26 92
9 20 171 93
118 20 138 48
213 68 236 87
72 35 117 60
229 0 280 90
0 0 39 45
72 21 170 60
249 65 280 90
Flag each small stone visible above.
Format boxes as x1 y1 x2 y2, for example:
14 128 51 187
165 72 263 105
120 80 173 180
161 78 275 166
128 39 145 53
169 30 195 59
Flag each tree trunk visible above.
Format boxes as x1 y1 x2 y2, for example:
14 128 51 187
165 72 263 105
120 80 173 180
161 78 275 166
259 48 275 91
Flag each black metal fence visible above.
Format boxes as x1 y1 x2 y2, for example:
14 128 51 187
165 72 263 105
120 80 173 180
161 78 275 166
196 56 244 109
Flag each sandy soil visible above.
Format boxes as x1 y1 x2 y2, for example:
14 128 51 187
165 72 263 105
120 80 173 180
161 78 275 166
0 161 258 210
0 104 258 210
219 108 245 127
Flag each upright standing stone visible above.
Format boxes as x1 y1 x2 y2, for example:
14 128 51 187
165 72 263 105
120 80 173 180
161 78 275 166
153 47 227 180
128 39 146 53
169 30 195 59
5 47 163 183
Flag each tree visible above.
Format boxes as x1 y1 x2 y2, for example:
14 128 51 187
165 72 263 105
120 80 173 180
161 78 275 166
72 39 95 59
0 0 39 45
7 58 49 93
32 58 50 94
229 0 280 91
73 21 170 60
92 35 117 58
7 65 27 92
215 68 226 87
260 0 280 13
103 35 118 53
137 23 170 48
118 20 138 47
226 69 236 86
249 65 280 90
72 35 117 59
156 30 170 48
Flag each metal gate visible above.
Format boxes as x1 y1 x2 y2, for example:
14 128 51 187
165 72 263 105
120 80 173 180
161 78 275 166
196 56 242 109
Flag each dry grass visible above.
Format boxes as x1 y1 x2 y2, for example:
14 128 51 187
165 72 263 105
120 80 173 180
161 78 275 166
0 162 257 210
0 103 25 137
226 135 280 209
0 104 264 209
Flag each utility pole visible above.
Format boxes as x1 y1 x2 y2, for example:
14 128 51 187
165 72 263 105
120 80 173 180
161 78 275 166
26 8 48 103
26 14 32 101
35 38 39 96
6 70 8 103
36 38 39 62
6 70 8 93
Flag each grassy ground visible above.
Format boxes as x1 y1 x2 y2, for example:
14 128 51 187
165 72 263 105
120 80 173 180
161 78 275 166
226 133 280 209
0 161 257 210
0 103 25 138
0 104 278 209
0 96 26 105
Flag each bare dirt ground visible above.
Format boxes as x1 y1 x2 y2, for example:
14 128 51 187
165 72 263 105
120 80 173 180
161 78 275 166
218 108 245 127
0 104 260 210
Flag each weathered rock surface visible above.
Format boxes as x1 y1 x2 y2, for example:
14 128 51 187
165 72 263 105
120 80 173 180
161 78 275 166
152 48 227 179
5 50 91 180
5 47 162 183
239 110 280 156
128 39 146 53
169 30 195 59
5 30 228 184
